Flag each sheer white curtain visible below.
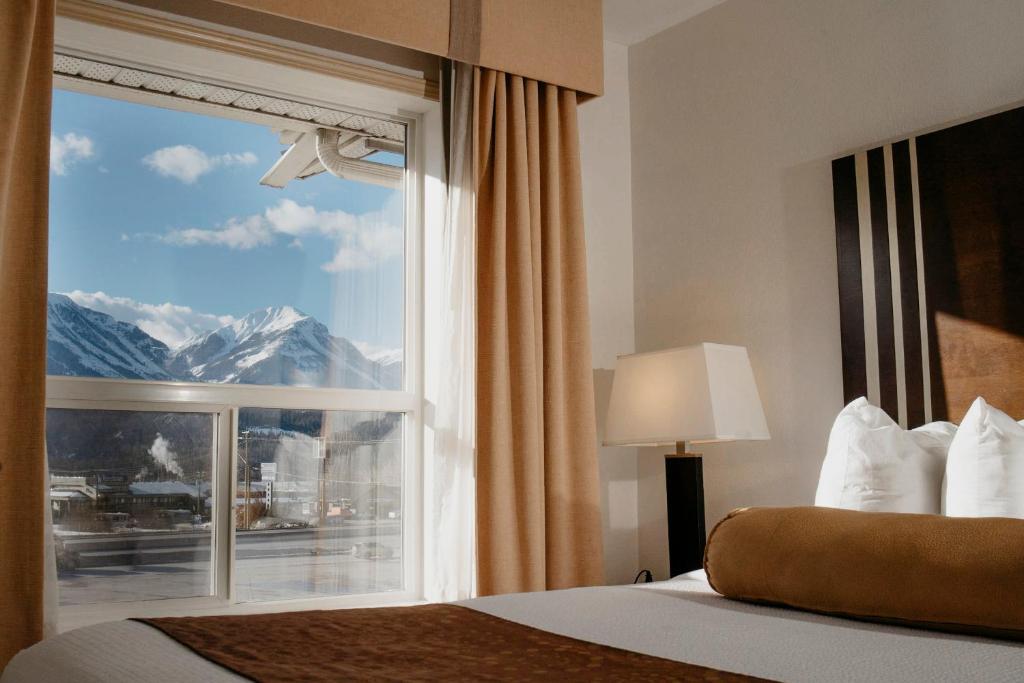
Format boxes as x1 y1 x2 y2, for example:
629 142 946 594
423 61 476 602
43 455 58 636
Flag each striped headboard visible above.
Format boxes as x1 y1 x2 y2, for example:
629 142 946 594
832 105 1024 428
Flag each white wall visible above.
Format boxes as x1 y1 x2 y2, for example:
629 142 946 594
627 0 1024 577
578 40 639 585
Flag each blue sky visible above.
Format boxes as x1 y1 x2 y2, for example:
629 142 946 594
48 88 405 352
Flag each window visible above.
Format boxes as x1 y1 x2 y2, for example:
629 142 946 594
48 85 405 391
234 409 403 602
47 407 220 605
46 30 425 625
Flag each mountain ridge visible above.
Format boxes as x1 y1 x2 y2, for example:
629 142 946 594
47 294 401 390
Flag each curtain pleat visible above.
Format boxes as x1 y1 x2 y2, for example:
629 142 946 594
0 0 54 669
474 68 604 595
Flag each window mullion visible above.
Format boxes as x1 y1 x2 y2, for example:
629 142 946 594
216 407 237 603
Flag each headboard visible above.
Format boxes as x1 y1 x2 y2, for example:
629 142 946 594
832 105 1024 427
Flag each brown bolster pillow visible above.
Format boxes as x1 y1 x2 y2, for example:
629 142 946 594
703 506 1024 641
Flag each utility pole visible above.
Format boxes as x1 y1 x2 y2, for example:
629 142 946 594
242 432 251 530
318 436 327 527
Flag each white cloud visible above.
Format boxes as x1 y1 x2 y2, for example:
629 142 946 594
156 199 402 271
219 151 259 166
50 132 95 175
264 199 320 235
160 215 273 250
321 224 403 272
142 145 258 184
143 146 211 184
63 290 236 348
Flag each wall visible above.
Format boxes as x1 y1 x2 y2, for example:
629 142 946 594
627 0 1024 577
578 40 639 585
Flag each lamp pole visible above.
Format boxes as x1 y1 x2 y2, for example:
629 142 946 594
666 441 706 577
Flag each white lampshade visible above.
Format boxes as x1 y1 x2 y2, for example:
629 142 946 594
604 343 770 447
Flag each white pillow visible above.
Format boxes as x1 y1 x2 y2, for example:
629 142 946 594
815 397 957 514
945 397 1024 518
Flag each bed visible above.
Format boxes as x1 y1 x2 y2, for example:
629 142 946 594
4 570 1023 682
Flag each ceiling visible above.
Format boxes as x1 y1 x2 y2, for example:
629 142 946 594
603 0 726 45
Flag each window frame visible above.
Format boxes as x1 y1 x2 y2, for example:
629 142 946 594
49 11 431 631
46 399 234 607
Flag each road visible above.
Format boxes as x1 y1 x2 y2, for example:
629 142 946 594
57 524 402 605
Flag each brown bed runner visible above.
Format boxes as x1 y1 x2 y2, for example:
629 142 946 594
136 603 770 682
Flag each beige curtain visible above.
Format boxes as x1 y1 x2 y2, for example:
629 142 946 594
474 68 604 595
0 0 54 670
189 0 604 96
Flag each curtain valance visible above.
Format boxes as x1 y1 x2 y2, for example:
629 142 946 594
216 0 604 96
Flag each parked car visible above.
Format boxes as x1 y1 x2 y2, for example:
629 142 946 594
94 512 136 533
251 516 309 530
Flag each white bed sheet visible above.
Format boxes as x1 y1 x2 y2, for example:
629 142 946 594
4 571 1022 682
465 571 1024 682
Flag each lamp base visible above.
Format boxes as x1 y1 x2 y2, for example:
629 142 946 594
665 451 706 577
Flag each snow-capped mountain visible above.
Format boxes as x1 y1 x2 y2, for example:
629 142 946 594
47 295 401 390
168 306 401 389
353 343 403 368
47 293 174 380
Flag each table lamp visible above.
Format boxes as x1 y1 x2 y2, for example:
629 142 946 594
604 343 770 576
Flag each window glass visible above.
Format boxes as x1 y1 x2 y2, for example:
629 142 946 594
46 408 215 605
47 89 405 390
235 409 403 601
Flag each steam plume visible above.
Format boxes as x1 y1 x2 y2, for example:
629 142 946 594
148 434 184 478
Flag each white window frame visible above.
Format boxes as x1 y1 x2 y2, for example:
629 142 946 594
50 11 435 631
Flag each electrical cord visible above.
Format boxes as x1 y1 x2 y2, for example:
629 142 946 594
632 569 653 584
